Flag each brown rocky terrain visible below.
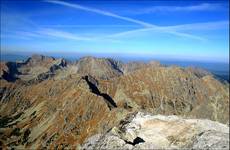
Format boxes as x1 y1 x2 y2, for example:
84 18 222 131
0 55 229 149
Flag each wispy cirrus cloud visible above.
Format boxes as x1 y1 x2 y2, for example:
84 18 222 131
108 27 206 41
2 20 122 42
163 21 229 31
38 21 229 31
2 28 96 41
3 1 227 43
124 3 228 15
36 28 93 41
44 0 208 41
109 20 229 41
1 29 43 40
15 31 43 38
41 24 140 28
36 28 122 42
44 0 154 28
1 34 32 40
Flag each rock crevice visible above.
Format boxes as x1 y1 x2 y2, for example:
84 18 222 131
82 75 117 110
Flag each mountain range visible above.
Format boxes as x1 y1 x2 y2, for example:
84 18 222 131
0 54 229 149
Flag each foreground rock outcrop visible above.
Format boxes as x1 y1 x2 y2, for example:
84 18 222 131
82 112 229 149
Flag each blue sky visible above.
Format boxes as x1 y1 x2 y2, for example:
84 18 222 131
1 0 229 62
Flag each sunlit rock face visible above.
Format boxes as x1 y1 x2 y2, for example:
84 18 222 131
98 66 229 124
82 112 229 150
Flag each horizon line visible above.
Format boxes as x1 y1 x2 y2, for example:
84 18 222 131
1 51 229 64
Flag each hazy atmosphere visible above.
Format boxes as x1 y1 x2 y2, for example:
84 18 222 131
1 0 229 62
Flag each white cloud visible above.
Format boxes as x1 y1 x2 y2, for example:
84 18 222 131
1 34 31 40
125 3 227 14
36 28 122 42
37 28 93 41
163 21 229 31
178 3 223 11
4 1 227 42
109 20 228 41
41 24 139 28
44 0 153 28
44 0 208 41
15 31 43 38
109 27 206 41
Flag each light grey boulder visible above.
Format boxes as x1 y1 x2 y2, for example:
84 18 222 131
81 112 229 150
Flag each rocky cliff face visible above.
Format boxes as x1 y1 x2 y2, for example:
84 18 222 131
0 55 229 149
82 112 229 149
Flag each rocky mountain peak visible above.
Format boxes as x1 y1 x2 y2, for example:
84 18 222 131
0 55 68 82
24 54 55 66
0 54 229 149
31 54 54 61
75 56 123 80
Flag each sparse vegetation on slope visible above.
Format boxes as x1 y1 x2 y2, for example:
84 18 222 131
0 55 229 149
